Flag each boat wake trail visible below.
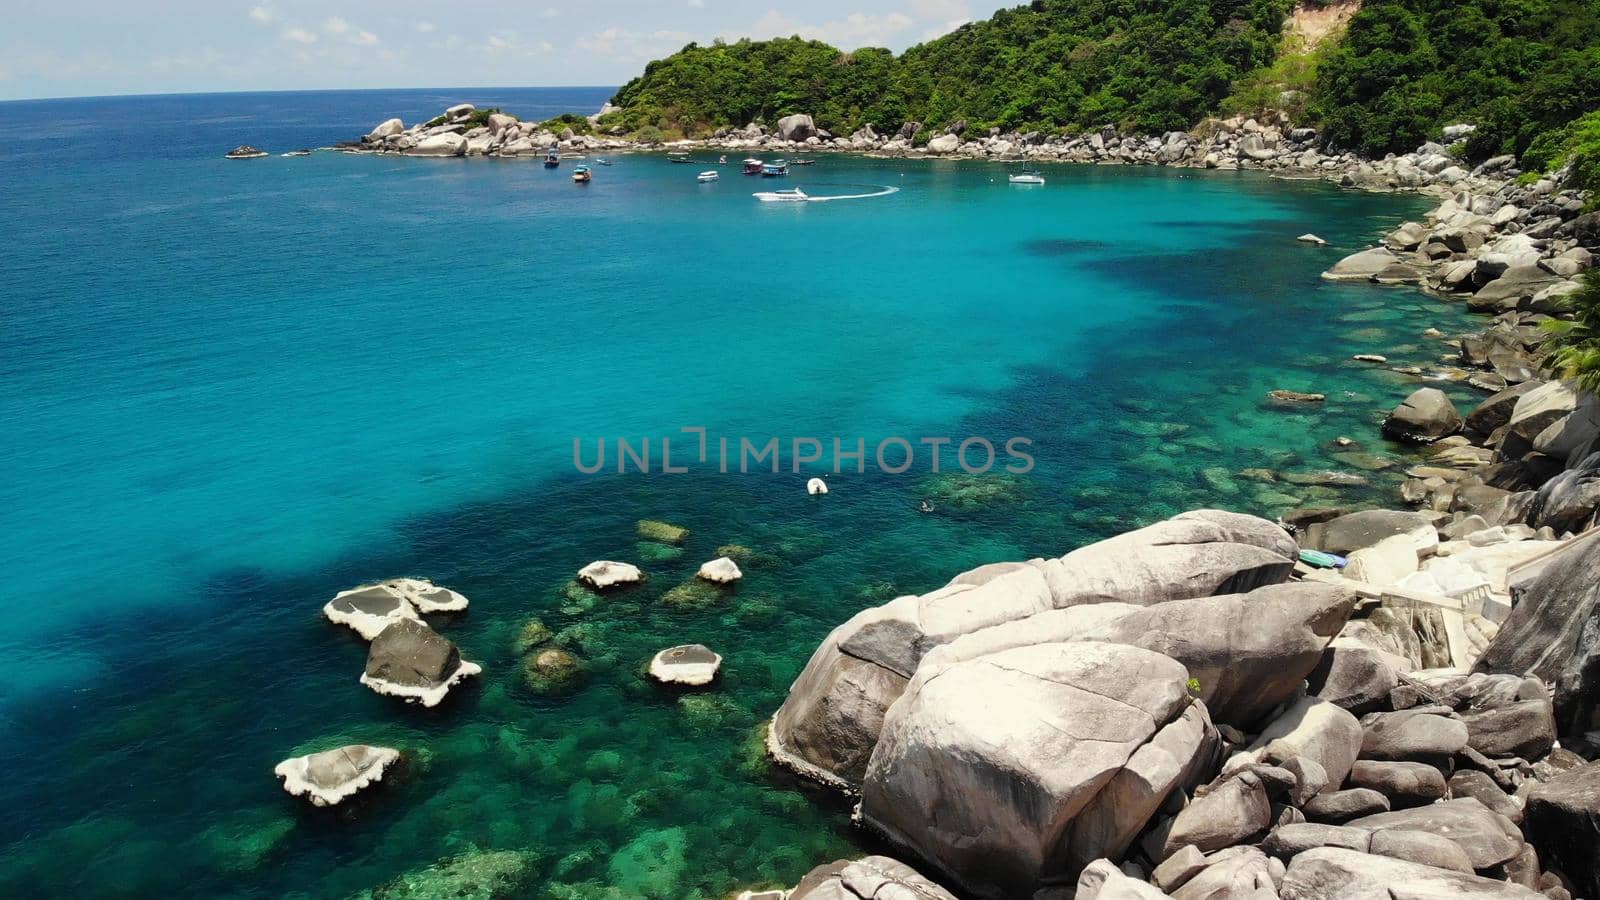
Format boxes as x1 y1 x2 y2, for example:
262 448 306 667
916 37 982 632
804 185 900 202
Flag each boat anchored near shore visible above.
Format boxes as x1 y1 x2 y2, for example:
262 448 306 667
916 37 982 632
697 170 719 182
1008 170 1046 185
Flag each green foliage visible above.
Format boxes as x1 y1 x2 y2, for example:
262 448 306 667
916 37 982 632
542 113 594 135
610 1 1296 136
1314 0 1600 159
424 107 502 130
1222 29 1331 122
1543 270 1600 394
632 125 665 144
1523 111 1600 194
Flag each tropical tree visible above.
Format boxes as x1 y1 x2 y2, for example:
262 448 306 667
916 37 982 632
1544 270 1600 394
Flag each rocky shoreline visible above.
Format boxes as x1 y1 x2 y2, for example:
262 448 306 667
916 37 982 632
285 100 1600 898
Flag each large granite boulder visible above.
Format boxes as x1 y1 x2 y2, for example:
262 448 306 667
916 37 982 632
1281 847 1543 898
770 511 1295 787
1382 388 1464 443
1300 509 1438 556
785 855 957 900
361 619 481 707
274 744 399 807
1346 799 1524 869
1466 383 1543 438
926 134 962 153
1527 450 1600 534
860 642 1203 898
408 133 467 157
1524 762 1600 900
776 114 817 143
1242 695 1364 789
1075 581 1356 727
1474 530 1600 735
1076 859 1171 899
1322 247 1400 281
1501 381 1580 461
368 117 405 139
1046 509 1298 606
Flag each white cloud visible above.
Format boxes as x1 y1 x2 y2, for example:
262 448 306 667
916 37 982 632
415 21 437 33
352 30 380 46
248 6 274 26
323 17 350 35
910 0 969 19
922 18 969 41
542 7 561 18
282 27 318 44
577 26 693 59
730 11 914 48
688 0 704 7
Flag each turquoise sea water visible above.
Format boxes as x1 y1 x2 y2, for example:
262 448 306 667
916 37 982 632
0 89 1482 897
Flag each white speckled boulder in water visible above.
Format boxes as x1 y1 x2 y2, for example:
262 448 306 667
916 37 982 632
360 619 481 707
768 511 1297 788
859 642 1206 898
648 644 722 686
577 560 644 590
323 578 466 639
324 585 421 641
696 556 742 583
274 744 399 807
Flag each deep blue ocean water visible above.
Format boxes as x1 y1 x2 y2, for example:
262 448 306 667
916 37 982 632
0 88 1480 897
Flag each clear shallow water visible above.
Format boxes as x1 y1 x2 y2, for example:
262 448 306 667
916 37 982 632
0 90 1482 897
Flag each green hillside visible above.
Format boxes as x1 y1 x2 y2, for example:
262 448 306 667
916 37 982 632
607 0 1295 137
608 0 1600 180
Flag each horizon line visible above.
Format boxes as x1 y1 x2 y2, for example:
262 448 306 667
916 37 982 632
0 84 621 105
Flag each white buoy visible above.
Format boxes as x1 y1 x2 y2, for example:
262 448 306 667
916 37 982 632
807 477 828 496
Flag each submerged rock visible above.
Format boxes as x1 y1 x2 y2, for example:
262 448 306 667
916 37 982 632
360 619 481 707
636 519 689 544
362 849 540 899
225 145 268 159
273 744 399 807
1323 247 1400 281
523 646 584 695
648 644 722 686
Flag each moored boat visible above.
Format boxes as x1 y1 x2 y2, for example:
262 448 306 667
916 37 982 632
742 158 764 175
572 165 592 183
697 171 719 182
761 160 789 177
792 159 815 166
544 147 560 168
1008 171 1045 185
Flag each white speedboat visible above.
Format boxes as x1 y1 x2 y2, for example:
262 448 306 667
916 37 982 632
754 188 808 202
697 170 719 182
1008 171 1045 185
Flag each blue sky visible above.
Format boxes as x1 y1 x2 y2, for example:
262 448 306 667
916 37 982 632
0 1 1008 100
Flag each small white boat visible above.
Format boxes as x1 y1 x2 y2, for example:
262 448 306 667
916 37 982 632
754 188 808 202
1008 171 1045 185
698 170 719 182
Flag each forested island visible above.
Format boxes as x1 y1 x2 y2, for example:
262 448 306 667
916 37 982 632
602 0 1600 191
